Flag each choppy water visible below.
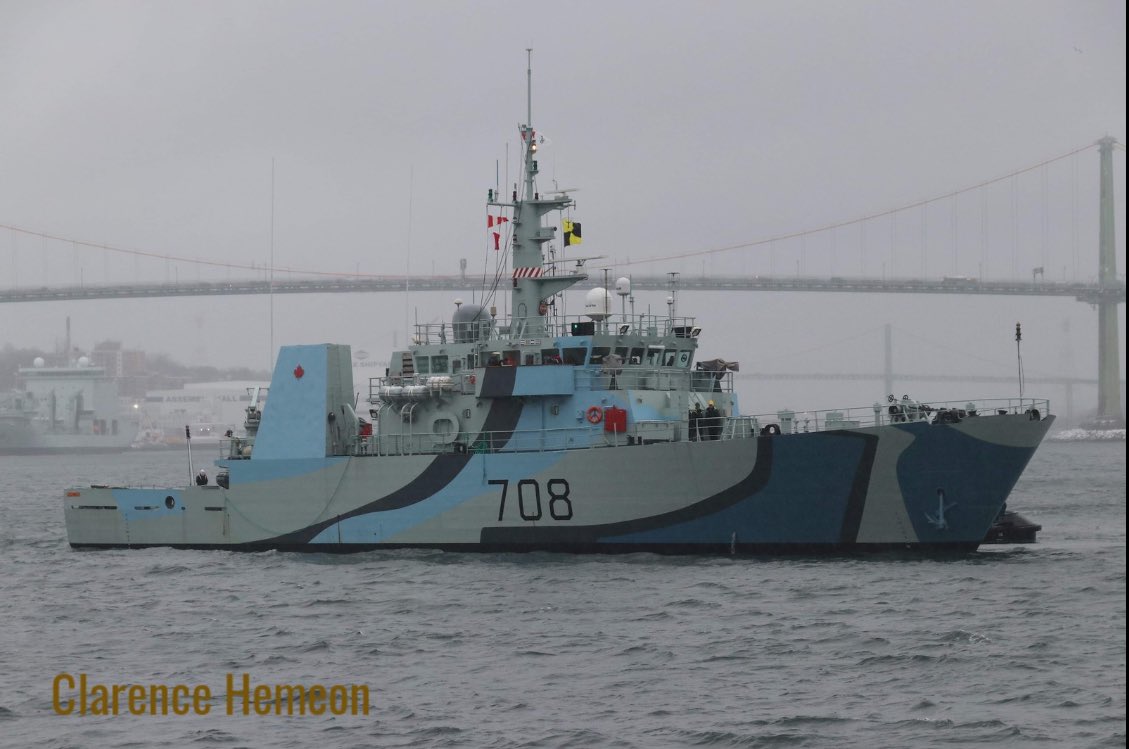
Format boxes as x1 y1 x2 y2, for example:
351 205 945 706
0 441 1124 748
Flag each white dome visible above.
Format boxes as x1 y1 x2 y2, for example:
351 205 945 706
614 277 631 296
584 287 611 320
77 356 91 367
33 357 45 368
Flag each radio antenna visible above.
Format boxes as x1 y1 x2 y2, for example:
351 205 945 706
1015 322 1025 402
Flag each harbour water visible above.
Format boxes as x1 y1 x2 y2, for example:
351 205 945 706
0 440 1124 748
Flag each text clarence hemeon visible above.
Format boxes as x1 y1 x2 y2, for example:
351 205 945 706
53 673 372 716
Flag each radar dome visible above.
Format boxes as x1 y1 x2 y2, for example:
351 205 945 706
33 357 45 368
452 303 489 343
614 277 631 296
584 288 611 321
77 356 90 367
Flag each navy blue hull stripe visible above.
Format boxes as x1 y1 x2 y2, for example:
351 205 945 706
838 431 880 543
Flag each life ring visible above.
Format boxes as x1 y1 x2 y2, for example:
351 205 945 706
760 423 781 435
468 374 476 385
586 406 603 424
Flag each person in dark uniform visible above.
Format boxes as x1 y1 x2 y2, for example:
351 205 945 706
704 400 721 440
689 402 703 441
195 469 208 486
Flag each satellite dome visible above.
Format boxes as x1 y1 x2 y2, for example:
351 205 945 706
614 277 631 296
584 288 611 321
452 303 489 343
33 357 45 368
77 356 90 367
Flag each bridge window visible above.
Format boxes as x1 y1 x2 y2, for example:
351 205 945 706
415 356 430 375
646 346 664 366
663 350 677 367
590 347 610 364
676 350 692 368
431 355 448 374
629 347 644 365
562 347 587 365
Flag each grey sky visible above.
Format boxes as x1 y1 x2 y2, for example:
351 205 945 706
0 1 1124 418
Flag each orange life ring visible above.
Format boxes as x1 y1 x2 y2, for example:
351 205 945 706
586 406 603 424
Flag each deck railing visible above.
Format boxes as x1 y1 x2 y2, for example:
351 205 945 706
411 312 700 345
218 397 1050 459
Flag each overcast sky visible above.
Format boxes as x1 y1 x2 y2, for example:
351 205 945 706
0 1 1125 419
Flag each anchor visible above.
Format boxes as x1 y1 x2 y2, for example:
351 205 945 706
925 489 957 530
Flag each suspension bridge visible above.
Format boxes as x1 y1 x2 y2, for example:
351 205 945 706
1 139 1125 426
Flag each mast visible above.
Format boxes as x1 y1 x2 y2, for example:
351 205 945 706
488 51 586 338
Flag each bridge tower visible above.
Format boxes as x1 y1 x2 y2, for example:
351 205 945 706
1092 137 1124 428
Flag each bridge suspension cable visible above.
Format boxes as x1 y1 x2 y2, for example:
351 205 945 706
611 139 1113 268
0 139 1120 279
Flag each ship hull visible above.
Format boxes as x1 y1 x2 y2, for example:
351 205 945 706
64 413 1053 554
0 427 134 455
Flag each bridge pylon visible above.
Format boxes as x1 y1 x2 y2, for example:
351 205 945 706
1091 137 1124 428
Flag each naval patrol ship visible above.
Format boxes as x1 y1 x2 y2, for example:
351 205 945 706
63 59 1054 554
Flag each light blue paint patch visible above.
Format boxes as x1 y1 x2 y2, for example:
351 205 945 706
312 452 565 543
218 457 348 484
253 345 330 460
627 403 665 422
512 366 574 395
110 488 185 521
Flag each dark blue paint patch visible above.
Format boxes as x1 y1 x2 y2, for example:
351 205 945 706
605 432 868 545
894 421 1039 543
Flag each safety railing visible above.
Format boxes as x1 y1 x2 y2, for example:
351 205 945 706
410 312 700 345
740 397 1051 435
226 396 1051 460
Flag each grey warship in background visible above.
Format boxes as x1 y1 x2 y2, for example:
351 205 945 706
64 59 1055 553
1 356 134 455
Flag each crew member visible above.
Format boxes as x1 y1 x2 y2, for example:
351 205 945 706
689 402 703 441
704 400 721 440
195 469 208 486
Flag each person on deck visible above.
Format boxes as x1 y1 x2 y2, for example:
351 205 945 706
704 401 721 440
195 469 209 486
689 402 703 441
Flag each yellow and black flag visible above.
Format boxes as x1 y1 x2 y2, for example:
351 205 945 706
562 219 582 246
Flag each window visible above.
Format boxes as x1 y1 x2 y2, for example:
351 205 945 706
431 355 449 373
415 355 430 374
676 351 692 368
629 347 644 364
646 347 664 366
562 347 587 365
663 350 676 367
590 347 610 364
